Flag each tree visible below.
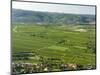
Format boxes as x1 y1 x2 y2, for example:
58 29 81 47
86 40 96 53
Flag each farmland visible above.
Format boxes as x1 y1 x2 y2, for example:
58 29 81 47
12 24 96 74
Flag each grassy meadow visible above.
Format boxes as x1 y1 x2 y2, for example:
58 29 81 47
12 23 96 74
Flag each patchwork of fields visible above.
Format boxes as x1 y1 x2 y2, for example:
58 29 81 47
12 24 96 74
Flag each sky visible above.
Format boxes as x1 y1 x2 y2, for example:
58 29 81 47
12 1 95 15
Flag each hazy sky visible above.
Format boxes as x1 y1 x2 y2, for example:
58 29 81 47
12 1 95 15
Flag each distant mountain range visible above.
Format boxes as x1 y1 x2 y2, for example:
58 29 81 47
12 9 96 25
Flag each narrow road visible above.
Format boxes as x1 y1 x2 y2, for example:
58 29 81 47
13 26 17 33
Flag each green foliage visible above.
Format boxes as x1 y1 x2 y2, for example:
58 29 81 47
12 24 96 74
12 9 95 25
86 40 96 53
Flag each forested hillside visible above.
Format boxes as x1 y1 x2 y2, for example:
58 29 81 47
12 9 95 25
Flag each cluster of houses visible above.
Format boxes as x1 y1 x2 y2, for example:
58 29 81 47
12 62 95 74
12 51 95 74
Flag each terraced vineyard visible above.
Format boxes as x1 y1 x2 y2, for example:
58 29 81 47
12 24 96 74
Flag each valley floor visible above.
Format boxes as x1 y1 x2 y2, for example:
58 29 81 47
12 24 96 74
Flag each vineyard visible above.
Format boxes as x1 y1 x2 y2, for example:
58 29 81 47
12 24 96 74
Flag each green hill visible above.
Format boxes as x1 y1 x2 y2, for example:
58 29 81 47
12 9 95 25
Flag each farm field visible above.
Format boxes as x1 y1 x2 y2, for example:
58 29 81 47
12 24 96 74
